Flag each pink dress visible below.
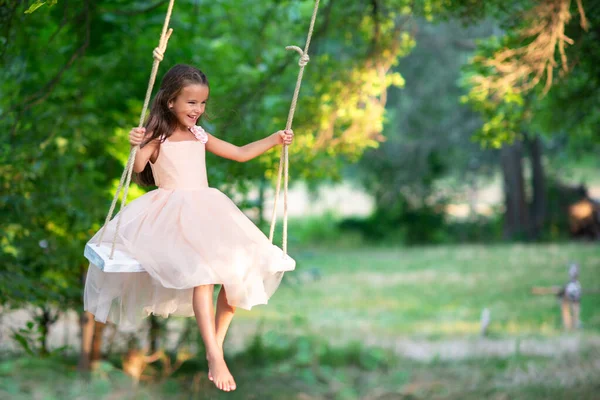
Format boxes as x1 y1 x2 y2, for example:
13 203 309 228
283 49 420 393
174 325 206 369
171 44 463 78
84 128 295 330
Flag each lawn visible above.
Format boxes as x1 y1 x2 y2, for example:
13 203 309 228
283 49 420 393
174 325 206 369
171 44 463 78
1 243 599 399
235 243 600 341
2 338 599 399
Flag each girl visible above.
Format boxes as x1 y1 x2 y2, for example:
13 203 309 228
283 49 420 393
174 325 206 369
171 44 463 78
84 64 295 392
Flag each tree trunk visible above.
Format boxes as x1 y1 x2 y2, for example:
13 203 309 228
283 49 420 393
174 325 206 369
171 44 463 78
38 309 50 356
37 307 58 356
528 133 546 238
149 315 160 354
78 311 95 371
500 141 531 239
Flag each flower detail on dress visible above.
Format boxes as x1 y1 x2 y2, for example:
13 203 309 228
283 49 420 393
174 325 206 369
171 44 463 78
190 125 209 144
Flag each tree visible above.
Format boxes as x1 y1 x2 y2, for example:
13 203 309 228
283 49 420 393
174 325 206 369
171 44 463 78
458 0 599 238
0 0 421 354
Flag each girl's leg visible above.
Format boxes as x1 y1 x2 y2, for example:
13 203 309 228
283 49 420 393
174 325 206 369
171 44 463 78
192 285 236 391
215 285 236 349
208 285 236 382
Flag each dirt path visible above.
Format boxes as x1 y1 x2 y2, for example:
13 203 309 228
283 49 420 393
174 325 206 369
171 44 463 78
2 309 599 362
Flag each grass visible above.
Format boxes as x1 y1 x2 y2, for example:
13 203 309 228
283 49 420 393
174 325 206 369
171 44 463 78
2 243 600 399
236 243 600 340
2 338 599 399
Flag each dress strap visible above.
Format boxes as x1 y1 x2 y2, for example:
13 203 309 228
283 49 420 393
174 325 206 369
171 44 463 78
189 125 209 144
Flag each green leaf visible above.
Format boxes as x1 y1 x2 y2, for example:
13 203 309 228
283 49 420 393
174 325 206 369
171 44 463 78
12 334 34 356
24 1 48 14
24 0 57 14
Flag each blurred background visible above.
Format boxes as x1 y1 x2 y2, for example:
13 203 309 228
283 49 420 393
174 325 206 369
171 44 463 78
1 0 599 399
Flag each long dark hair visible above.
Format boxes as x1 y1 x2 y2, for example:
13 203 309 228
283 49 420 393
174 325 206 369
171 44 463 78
136 64 209 186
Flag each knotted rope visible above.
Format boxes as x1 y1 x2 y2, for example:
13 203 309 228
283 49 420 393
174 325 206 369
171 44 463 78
96 0 176 258
268 0 320 255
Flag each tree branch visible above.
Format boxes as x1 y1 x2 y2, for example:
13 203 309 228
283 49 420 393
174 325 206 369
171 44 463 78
472 0 589 99
48 0 71 44
371 0 381 50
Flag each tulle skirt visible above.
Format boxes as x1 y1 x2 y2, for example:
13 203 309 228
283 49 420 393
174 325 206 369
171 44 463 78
84 187 295 331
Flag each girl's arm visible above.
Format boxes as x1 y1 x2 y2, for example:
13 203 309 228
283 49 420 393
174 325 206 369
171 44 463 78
129 127 159 173
206 130 294 162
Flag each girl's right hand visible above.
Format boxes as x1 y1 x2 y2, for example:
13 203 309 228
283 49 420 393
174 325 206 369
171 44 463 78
129 127 146 146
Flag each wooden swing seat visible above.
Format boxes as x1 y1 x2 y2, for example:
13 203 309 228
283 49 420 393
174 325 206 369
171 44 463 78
84 242 145 273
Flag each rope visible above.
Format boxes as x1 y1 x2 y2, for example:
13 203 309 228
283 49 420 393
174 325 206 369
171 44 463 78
96 0 176 259
268 0 320 255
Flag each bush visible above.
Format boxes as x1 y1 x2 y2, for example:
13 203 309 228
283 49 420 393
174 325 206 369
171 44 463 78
340 206 505 245
270 212 365 248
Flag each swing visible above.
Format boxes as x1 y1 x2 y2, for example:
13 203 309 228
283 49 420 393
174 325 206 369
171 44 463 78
84 0 320 273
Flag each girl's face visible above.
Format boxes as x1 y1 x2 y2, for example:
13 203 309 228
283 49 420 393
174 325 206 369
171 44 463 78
168 84 209 128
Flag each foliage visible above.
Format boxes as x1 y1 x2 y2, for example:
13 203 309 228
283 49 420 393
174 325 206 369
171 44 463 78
460 34 530 147
11 315 67 357
276 209 504 247
354 19 499 237
337 204 506 245
339 199 448 244
459 0 600 148
24 0 58 14
0 0 417 324
0 2 116 316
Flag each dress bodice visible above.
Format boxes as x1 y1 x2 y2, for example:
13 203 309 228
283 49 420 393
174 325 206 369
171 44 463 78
150 140 208 190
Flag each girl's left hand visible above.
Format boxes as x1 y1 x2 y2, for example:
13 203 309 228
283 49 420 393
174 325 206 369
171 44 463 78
276 129 294 145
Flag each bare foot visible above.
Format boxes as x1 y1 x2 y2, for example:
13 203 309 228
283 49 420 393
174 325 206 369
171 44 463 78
208 341 224 382
207 353 236 391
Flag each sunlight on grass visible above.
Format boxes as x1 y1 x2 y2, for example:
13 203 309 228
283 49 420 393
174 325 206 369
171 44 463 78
235 243 600 340
414 321 481 335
